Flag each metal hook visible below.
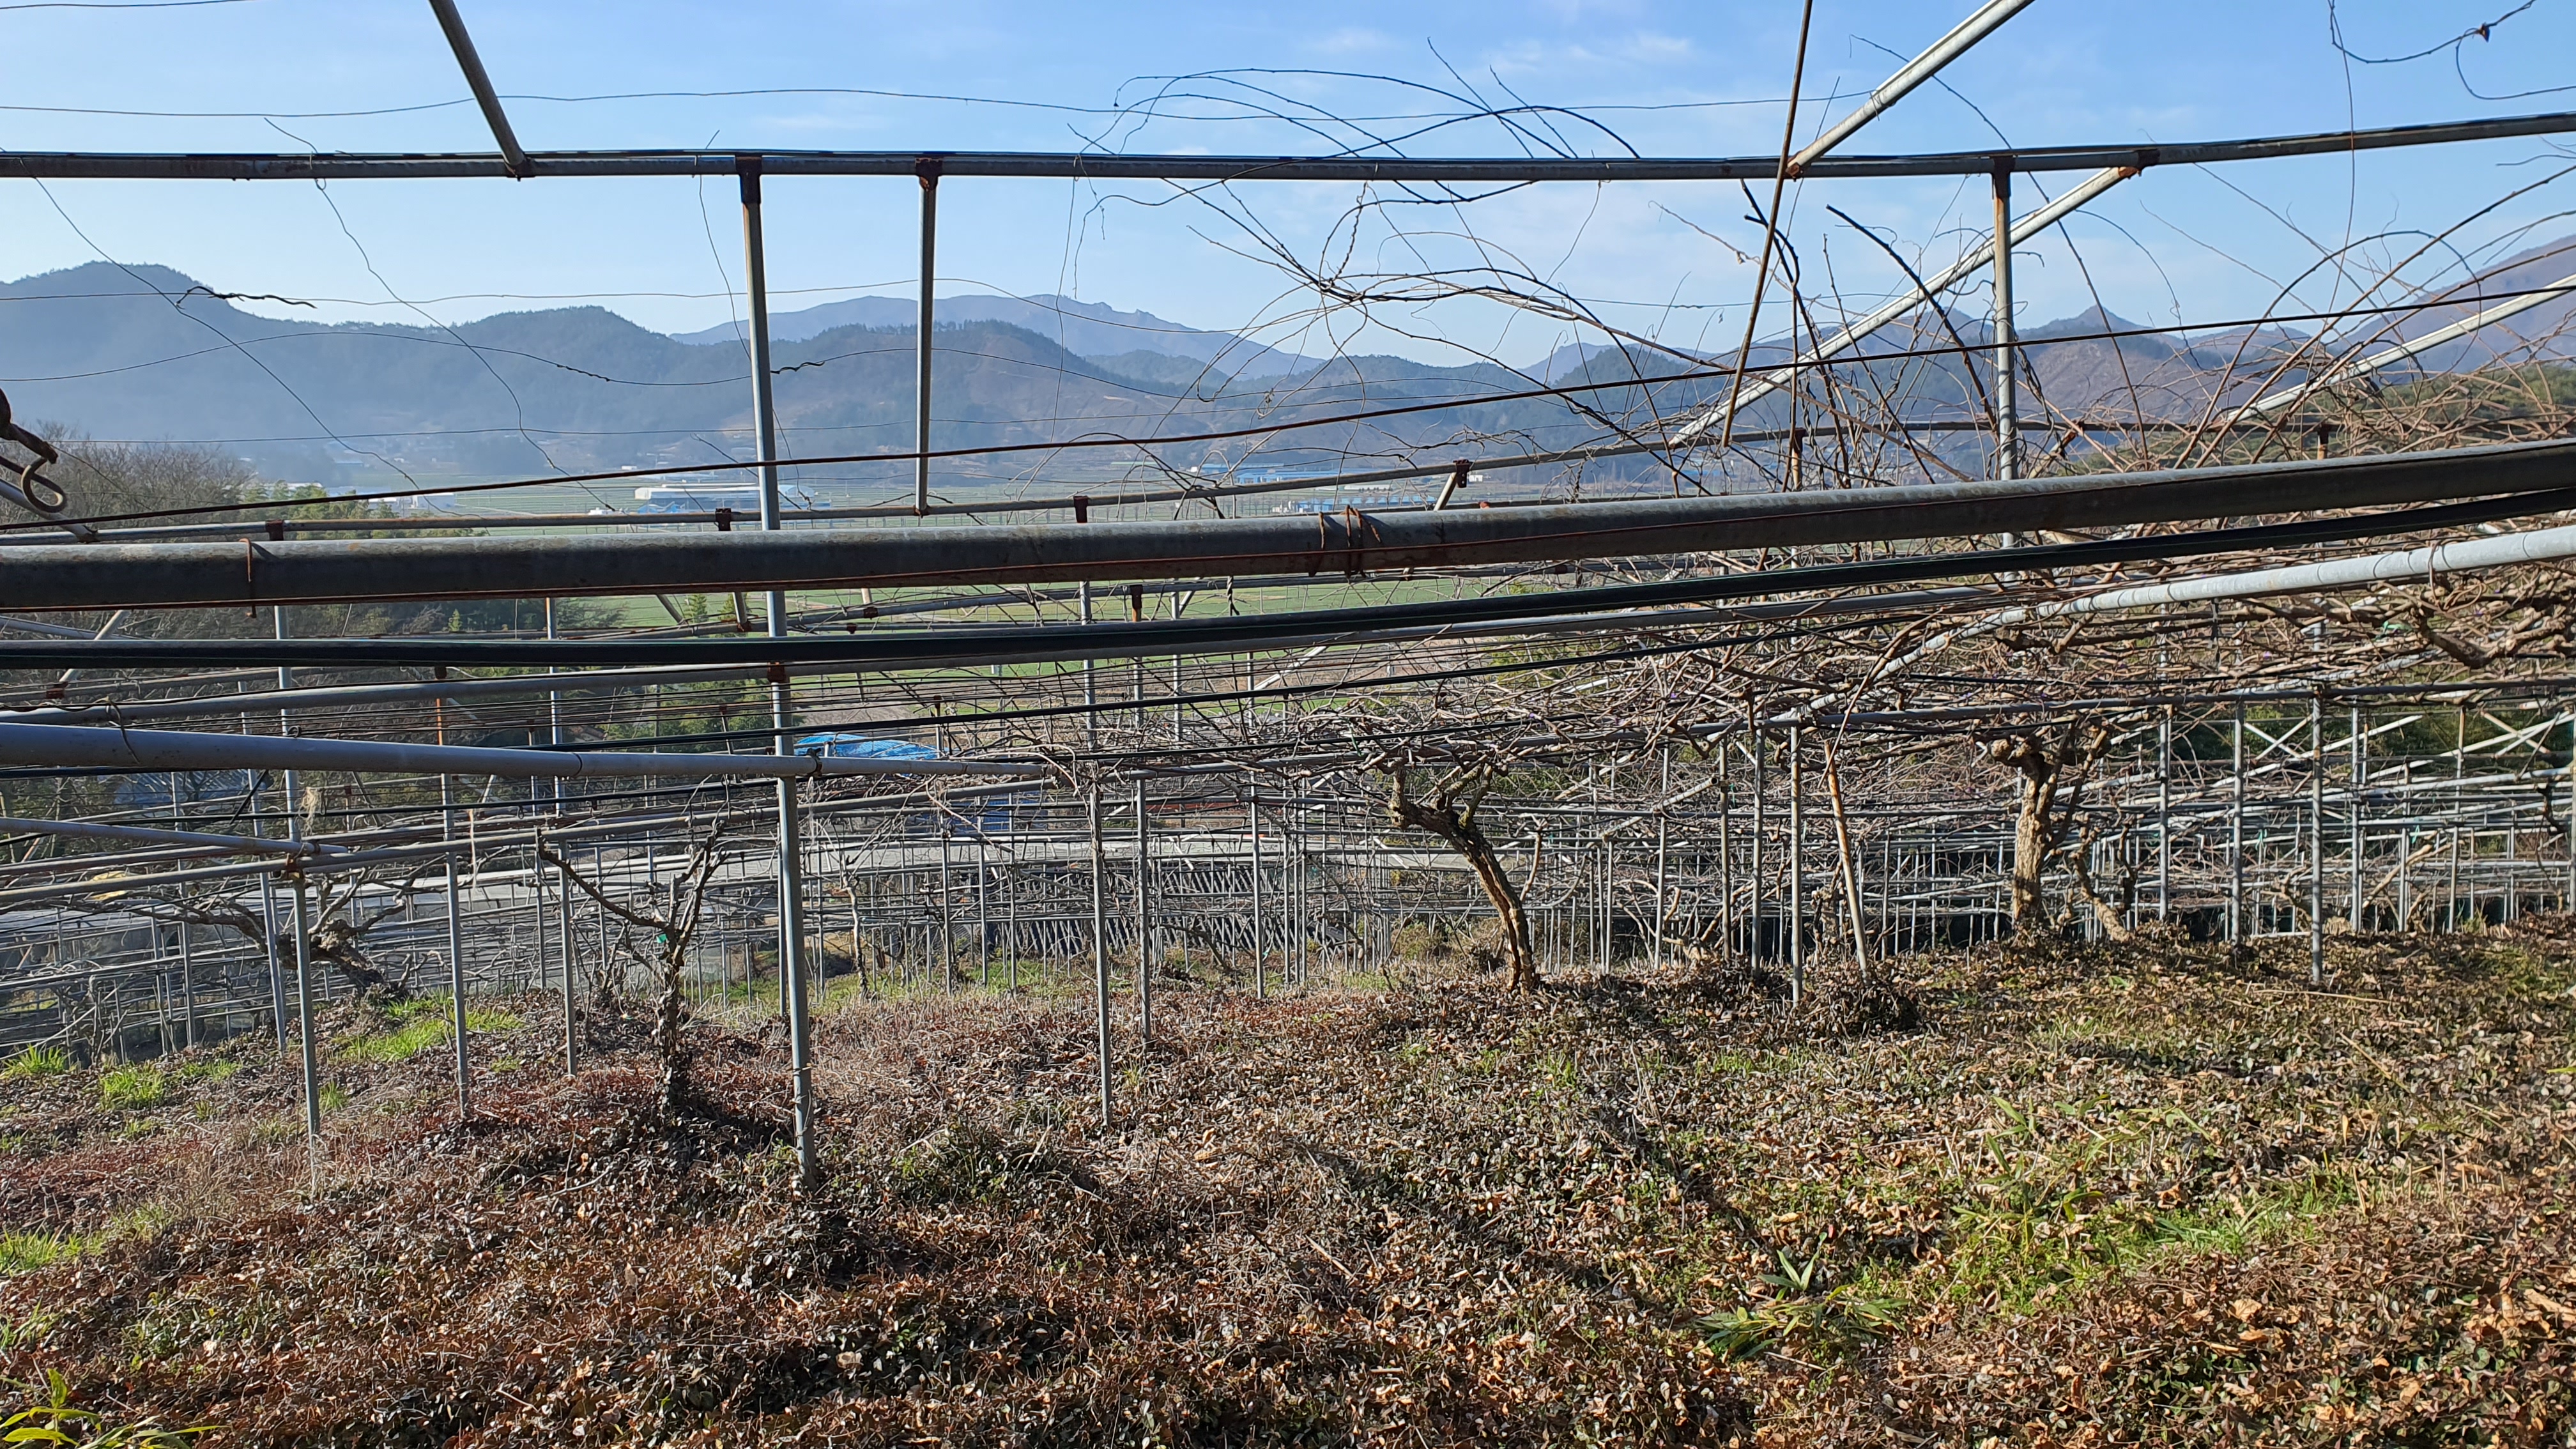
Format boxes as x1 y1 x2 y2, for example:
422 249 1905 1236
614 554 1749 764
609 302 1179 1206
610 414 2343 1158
0 388 70 514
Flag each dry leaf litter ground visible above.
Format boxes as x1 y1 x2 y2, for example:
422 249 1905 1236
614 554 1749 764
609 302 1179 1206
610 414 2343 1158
1 922 2572 1446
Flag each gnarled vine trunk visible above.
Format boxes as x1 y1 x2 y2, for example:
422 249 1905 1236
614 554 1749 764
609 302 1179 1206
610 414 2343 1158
1986 722 2112 936
1386 776 1539 992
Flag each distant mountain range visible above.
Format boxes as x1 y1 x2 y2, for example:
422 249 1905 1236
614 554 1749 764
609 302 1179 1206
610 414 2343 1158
1 240 2566 498
671 291 1321 378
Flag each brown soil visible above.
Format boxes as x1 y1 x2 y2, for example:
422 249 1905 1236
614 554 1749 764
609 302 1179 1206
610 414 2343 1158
1 923 2571 1445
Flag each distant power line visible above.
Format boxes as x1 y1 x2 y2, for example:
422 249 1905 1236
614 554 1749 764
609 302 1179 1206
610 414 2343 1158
0 0 258 10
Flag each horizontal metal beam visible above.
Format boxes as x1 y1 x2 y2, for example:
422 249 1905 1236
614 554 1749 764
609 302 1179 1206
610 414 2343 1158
0 813 343 858
12 661 787 726
1 438 2569 617
2 108 2571 182
4 477 2572 678
2021 519 2576 618
0 773 1045 903
1853 516 2576 703
0 722 1050 781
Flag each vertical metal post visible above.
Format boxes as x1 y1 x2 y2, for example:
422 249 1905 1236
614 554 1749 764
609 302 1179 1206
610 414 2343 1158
1301 818 1313 989
2561 707 2576 912
440 704 468 1121
1653 813 1669 968
556 848 576 1075
1248 792 1265 999
1654 747 1670 967
1596 832 1609 967
939 826 954 992
914 160 940 517
742 155 818 1186
1134 778 1152 1041
1088 783 1111 1126
739 157 782 540
2230 705 2246 949
860 877 880 1000
1991 162 2020 544
273 605 298 1054
1003 863 1019 992
1716 751 1734 963
1991 162 2018 480
176 917 195 1050
1080 582 1096 751
2310 693 2326 985
1787 726 1805 1004
2350 703 2366 930
777 783 818 1188
2399 819 2416 928
1749 738 1767 962
290 872 319 1140
2157 705 2172 920
531 825 551 999
261 873 286 1050
2564 708 2576 912
2450 703 2467 930
544 599 562 812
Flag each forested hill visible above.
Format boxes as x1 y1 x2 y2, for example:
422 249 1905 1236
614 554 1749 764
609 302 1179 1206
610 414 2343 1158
0 263 1722 491
7 247 2568 493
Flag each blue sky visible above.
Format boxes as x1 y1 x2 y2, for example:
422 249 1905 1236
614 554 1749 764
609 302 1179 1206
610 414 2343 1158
5 0 2575 367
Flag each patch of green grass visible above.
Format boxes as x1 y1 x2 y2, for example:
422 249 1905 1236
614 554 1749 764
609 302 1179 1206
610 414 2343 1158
113 1204 177 1241
179 1059 241 1084
243 1118 300 1147
2484 941 2576 1000
489 1055 523 1074
1 1045 71 1079
338 1003 521 1062
1941 1157 2359 1314
0 1230 93 1275
1 1368 208 1446
1695 1049 1781 1077
383 995 523 1029
318 1083 349 1113
1700 1252 1906 1361
0 1307 55 1351
1533 1047 1580 1093
337 1018 450 1064
100 1064 169 1110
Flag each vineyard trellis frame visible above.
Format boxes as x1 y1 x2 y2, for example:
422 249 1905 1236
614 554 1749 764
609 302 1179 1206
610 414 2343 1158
8 1 2576 1183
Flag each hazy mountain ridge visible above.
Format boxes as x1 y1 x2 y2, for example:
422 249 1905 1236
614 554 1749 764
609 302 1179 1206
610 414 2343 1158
3 245 2566 491
0 263 1662 487
673 291 1321 378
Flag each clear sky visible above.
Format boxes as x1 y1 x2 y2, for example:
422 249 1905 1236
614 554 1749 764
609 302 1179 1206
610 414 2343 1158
4 0 2575 367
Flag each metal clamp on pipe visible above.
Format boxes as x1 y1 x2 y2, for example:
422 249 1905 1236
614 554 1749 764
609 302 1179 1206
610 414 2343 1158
0 389 92 541
0 390 63 508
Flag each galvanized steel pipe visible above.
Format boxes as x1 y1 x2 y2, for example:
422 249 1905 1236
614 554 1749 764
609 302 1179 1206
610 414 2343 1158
2 109 2570 181
2 437 2568 613
0 722 1050 779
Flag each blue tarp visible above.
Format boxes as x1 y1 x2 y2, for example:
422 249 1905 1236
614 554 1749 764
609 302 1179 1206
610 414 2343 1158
793 734 940 762
792 735 1028 834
